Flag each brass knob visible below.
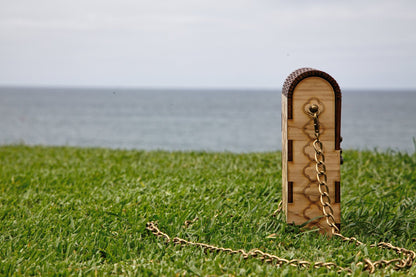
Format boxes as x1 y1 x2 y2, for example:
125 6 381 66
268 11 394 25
309 104 319 114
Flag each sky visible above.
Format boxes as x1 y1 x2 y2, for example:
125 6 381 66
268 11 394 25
0 0 415 89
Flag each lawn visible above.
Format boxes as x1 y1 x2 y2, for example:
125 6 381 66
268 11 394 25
1 145 415 276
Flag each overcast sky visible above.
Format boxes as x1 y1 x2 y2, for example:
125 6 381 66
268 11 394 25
1 0 415 89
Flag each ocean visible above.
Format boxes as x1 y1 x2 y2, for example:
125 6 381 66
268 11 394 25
0 87 415 153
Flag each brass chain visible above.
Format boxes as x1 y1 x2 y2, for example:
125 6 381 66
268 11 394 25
146 221 351 273
309 105 415 273
309 104 339 233
145 104 415 274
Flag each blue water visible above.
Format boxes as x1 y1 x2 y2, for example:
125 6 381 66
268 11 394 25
0 87 415 152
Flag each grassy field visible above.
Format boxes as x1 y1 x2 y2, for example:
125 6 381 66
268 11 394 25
0 145 415 276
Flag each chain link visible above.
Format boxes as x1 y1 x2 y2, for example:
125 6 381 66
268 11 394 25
310 109 340 234
146 221 351 273
309 107 415 273
146 104 415 274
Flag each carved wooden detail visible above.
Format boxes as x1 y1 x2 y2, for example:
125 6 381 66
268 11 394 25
282 68 342 234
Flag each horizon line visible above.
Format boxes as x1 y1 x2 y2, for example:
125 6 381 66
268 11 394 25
0 84 416 92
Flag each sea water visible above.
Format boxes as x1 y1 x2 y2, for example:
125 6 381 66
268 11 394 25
0 87 415 153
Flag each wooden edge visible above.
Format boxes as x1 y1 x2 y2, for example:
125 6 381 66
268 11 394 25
282 68 342 150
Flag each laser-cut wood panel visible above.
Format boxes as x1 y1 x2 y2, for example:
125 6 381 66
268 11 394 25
282 68 342 235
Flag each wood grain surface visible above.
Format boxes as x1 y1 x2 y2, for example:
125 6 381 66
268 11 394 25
282 76 341 234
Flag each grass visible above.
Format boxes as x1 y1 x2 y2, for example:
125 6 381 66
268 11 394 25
0 145 415 276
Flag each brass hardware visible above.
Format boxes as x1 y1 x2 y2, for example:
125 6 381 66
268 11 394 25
308 104 319 114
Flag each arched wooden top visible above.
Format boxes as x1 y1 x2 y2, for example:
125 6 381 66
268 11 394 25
282 68 342 150
282 68 341 99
